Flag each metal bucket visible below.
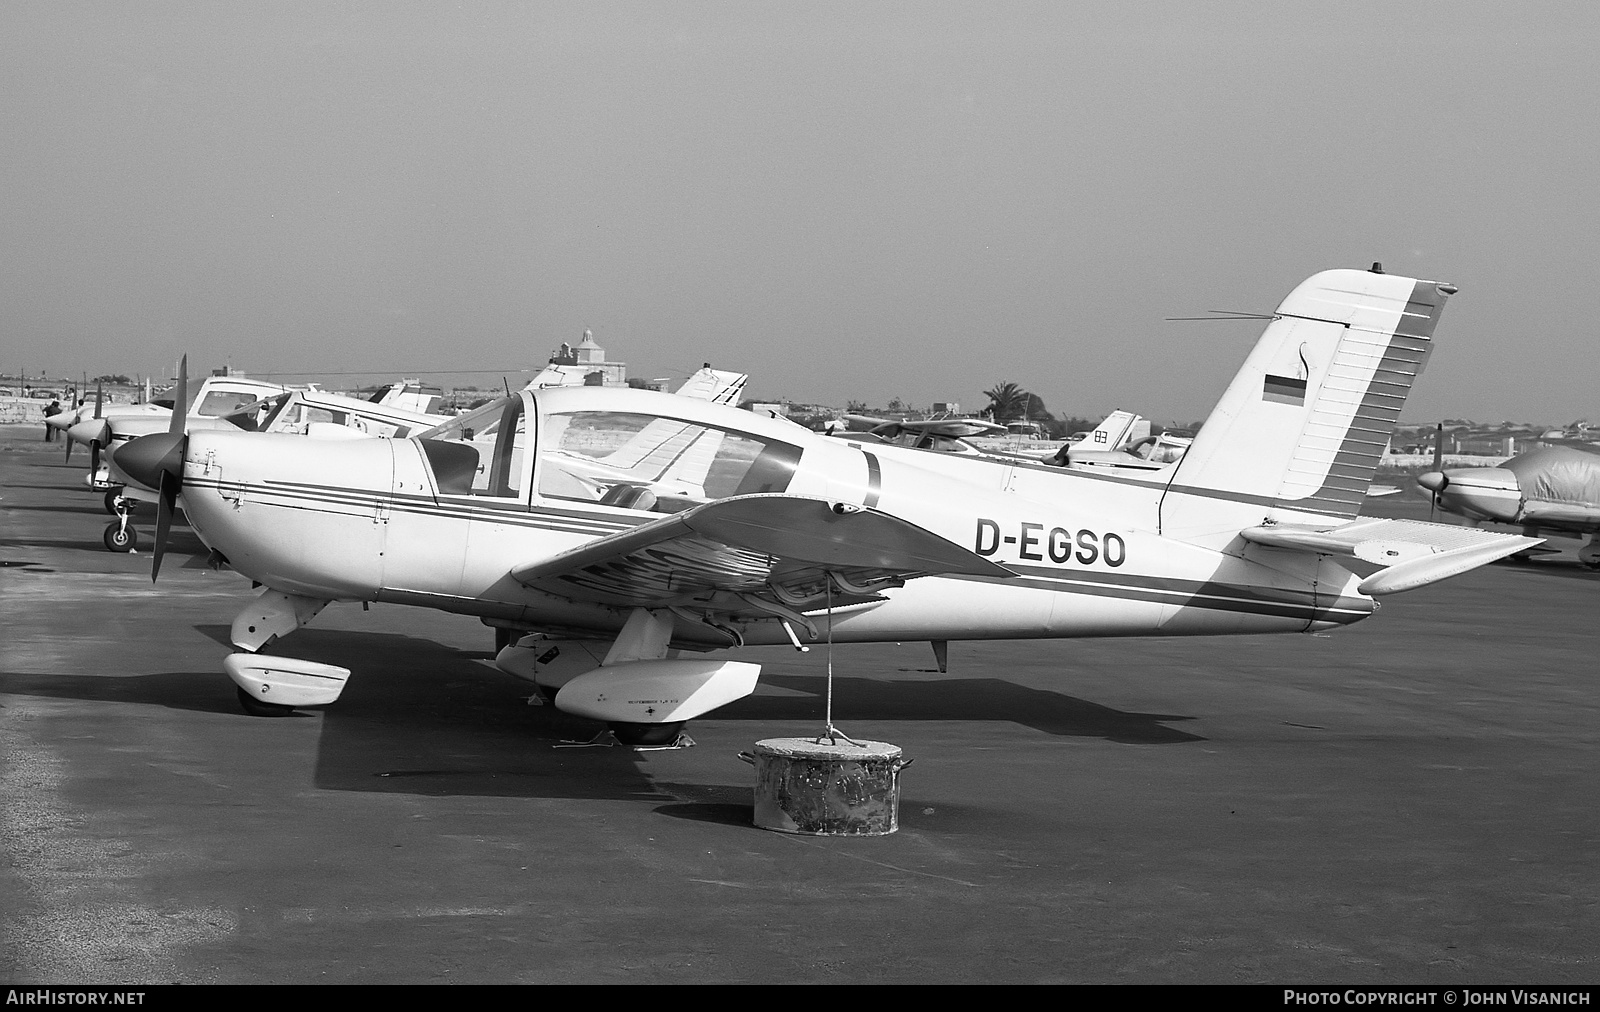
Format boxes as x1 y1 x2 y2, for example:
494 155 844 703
739 737 912 836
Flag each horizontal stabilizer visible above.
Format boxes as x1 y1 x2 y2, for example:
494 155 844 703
1240 517 1540 595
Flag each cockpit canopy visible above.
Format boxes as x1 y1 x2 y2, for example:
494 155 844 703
414 389 805 512
222 392 422 438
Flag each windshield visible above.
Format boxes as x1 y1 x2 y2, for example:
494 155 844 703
222 393 291 432
416 396 510 441
195 389 266 417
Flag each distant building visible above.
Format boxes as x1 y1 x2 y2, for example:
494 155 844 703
547 329 627 387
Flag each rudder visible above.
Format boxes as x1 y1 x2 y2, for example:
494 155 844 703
1160 267 1454 543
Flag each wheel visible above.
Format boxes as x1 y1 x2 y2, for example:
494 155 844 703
608 721 687 747
236 686 296 717
103 522 135 553
104 490 122 514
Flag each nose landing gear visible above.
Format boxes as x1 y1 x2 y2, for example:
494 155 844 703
103 496 138 553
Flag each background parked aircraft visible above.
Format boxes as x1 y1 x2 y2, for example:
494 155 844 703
1418 443 1600 569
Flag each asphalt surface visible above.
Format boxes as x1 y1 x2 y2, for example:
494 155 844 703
3 426 1597 984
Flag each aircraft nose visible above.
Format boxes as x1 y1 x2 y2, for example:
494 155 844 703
67 418 110 448
1416 471 1448 493
117 431 186 490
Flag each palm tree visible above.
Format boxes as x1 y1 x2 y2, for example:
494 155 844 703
984 381 1029 422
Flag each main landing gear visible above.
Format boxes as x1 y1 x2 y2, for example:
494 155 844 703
493 610 761 749
1579 535 1600 572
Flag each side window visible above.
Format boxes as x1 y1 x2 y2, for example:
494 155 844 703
536 410 800 511
304 407 336 426
417 396 527 499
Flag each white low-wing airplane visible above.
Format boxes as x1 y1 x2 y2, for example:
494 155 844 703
115 268 1540 745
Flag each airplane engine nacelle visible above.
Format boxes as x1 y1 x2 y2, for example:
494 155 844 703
223 652 351 707
554 659 761 725
1438 467 1524 523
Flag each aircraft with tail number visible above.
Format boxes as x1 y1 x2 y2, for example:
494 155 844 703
114 267 1538 747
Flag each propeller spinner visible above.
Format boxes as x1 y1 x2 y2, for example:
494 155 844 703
115 358 188 580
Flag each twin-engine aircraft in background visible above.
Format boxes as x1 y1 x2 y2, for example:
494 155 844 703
1419 443 1600 569
116 268 1540 747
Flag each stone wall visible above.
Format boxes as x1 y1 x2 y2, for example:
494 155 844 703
0 397 51 425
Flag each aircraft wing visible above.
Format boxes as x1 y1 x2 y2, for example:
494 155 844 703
872 419 1005 439
511 494 1013 615
1239 517 1541 595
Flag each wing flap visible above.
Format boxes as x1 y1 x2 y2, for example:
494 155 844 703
511 494 1011 609
1240 516 1541 595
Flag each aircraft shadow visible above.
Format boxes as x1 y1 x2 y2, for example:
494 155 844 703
718 674 1203 745
0 629 1201 806
0 533 205 554
2 503 109 516
264 630 668 801
0 669 253 717
1497 558 1600 583
0 536 118 552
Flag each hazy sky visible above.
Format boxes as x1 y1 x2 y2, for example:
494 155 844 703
3 2 1597 423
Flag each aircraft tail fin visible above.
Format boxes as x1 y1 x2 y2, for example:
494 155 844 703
674 367 748 404
1082 409 1150 452
1160 268 1454 542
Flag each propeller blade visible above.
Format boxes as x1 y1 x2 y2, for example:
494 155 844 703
1429 422 1443 521
64 433 74 463
93 380 103 420
90 440 100 479
152 469 178 582
168 356 188 435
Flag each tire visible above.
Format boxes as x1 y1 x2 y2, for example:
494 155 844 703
608 721 687 747
103 523 135 553
104 490 122 515
237 686 296 717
